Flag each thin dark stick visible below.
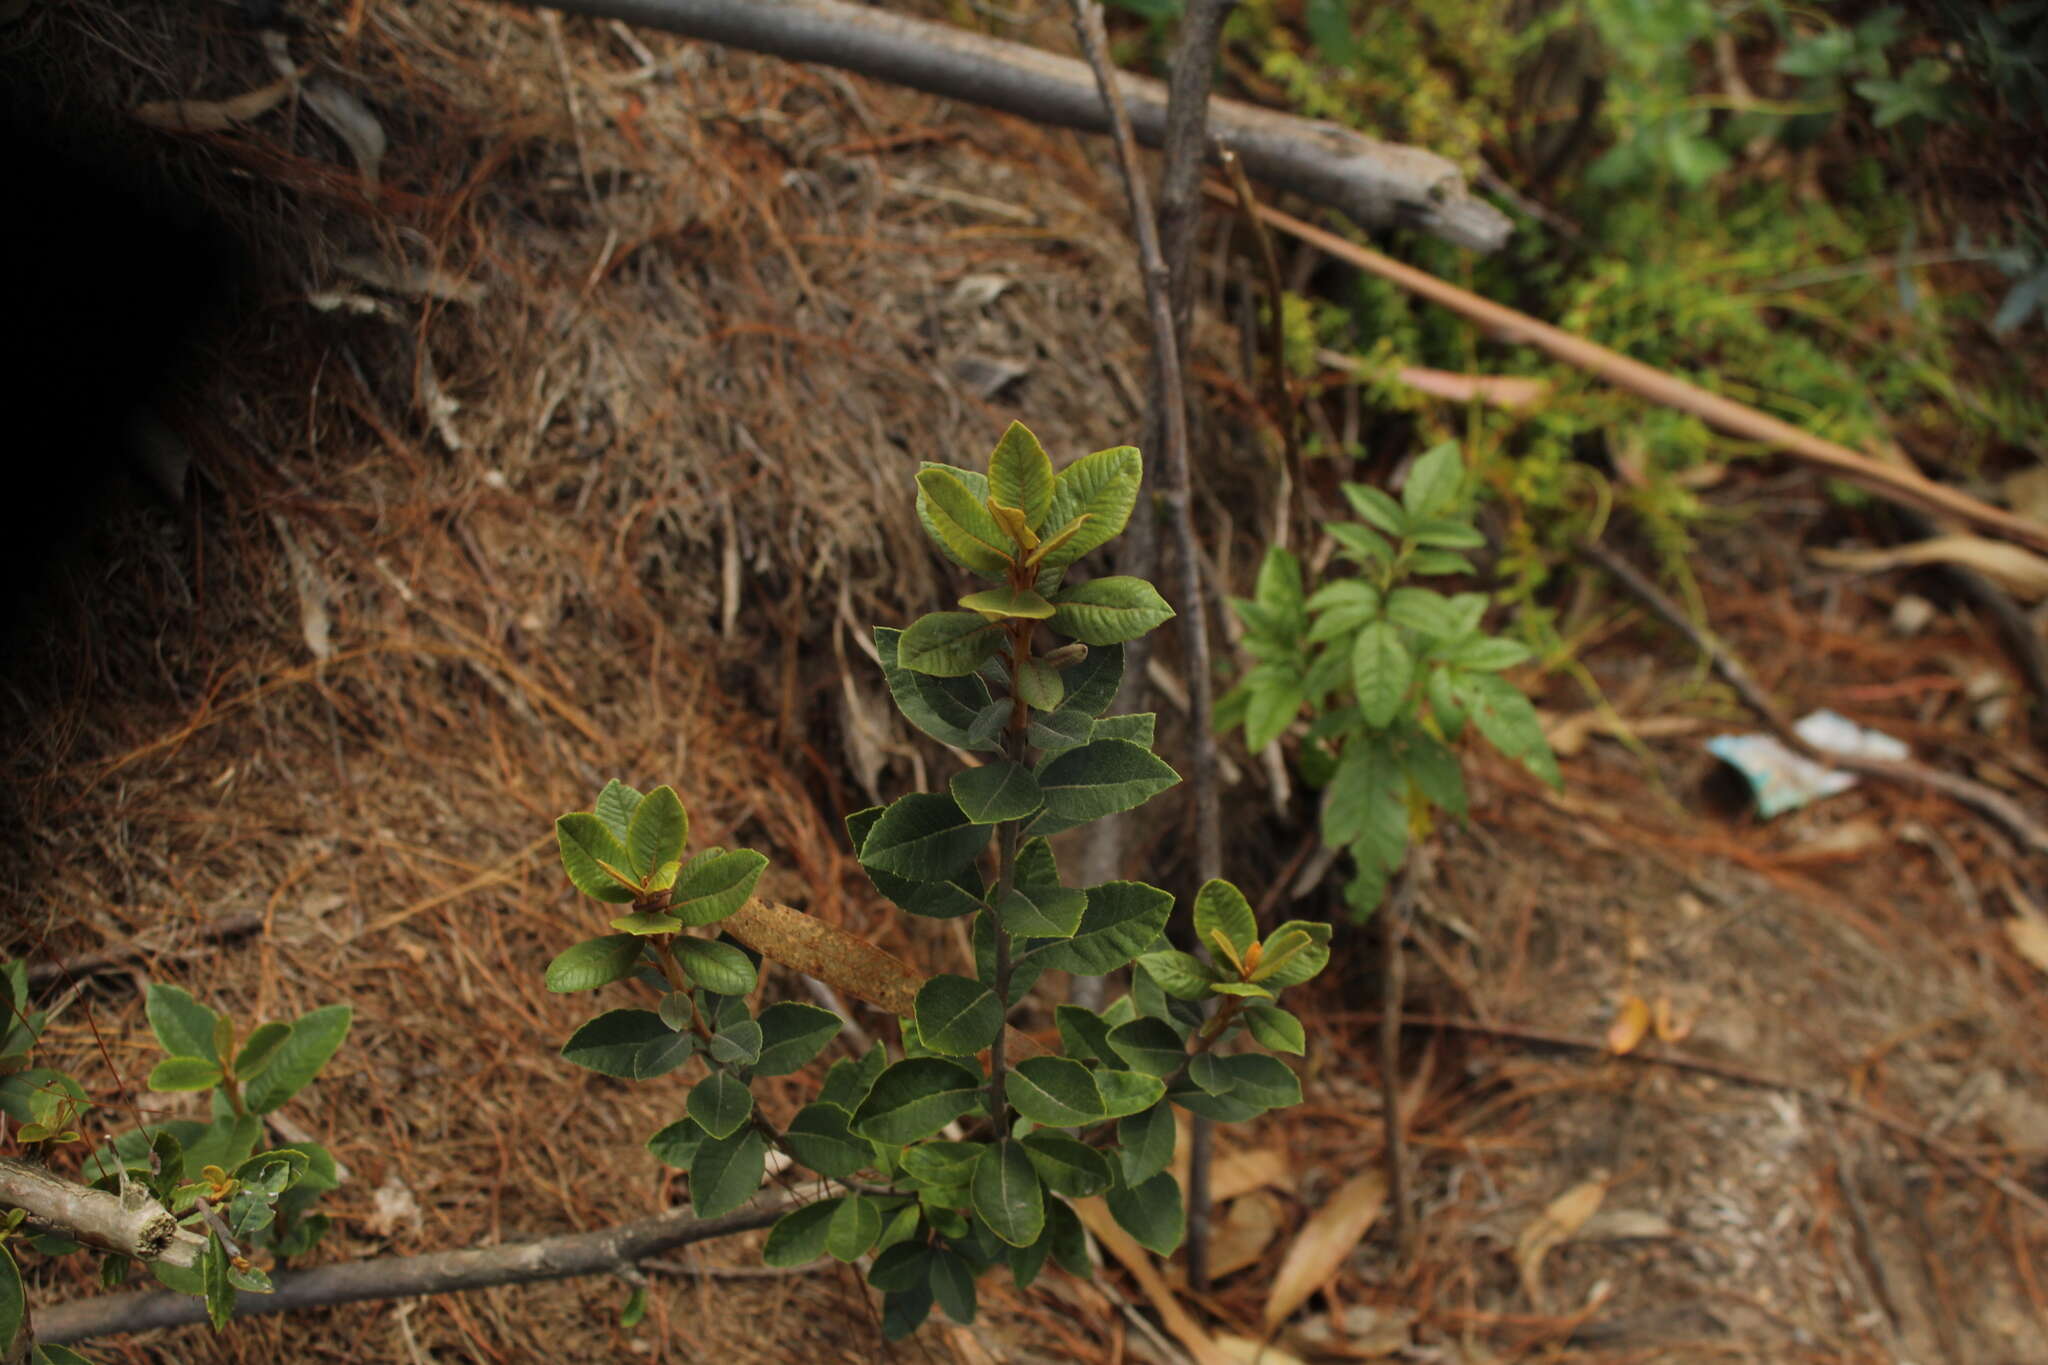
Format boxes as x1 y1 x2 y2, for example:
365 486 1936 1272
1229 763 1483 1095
1068 0 1227 1291
1377 862 1415 1264
27 913 264 986
1577 536 2048 856
1156 0 1235 351
35 1203 789 1344
1219 147 1302 491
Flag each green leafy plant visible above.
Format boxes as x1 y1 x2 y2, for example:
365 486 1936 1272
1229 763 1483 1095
546 423 1326 1338
1221 442 1561 917
2 960 350 1356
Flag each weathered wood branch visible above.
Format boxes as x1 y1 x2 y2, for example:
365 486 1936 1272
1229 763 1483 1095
0 1158 201 1269
35 1202 787 1343
518 0 1510 252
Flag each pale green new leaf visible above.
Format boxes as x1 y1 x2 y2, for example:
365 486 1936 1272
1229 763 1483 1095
148 1057 224 1092
916 467 1014 575
544 935 642 992
1252 921 1333 989
987 420 1055 530
556 813 641 903
960 586 1054 620
1193 879 1258 958
1038 445 1141 570
594 779 645 842
1401 440 1465 519
1342 482 1407 537
1047 576 1175 646
626 785 687 879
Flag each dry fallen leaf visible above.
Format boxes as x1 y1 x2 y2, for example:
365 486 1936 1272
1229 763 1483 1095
1652 995 1694 1044
1811 536 2048 601
1213 1146 1294 1202
1216 1336 1308 1365
1263 1171 1387 1330
2005 917 2048 975
1204 1190 1285 1281
1606 995 1651 1055
1072 1199 1236 1365
1516 1177 1608 1306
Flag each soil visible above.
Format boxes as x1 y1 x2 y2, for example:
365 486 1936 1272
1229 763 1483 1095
3 1 2044 1363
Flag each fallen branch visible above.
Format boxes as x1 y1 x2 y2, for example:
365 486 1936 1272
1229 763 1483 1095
26 913 263 987
1578 536 2048 858
515 0 1509 251
35 1202 788 1344
1223 192 2048 554
0 1159 201 1270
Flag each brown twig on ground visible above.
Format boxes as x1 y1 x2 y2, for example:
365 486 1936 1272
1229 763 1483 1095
1356 1010 2048 1221
1068 0 1227 1291
1577 535 2048 857
25 912 263 986
34 1201 791 1344
518 0 1509 251
1378 862 1417 1265
1212 190 2048 553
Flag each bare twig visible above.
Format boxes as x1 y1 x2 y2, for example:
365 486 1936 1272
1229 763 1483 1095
1068 0 1226 1290
1378 863 1417 1265
1212 191 2048 553
1219 146 1302 539
517 0 1509 251
1578 536 2048 857
26 912 263 986
35 1201 791 1344
0 1158 201 1270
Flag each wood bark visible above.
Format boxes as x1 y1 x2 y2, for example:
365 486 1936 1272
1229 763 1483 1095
518 0 1510 251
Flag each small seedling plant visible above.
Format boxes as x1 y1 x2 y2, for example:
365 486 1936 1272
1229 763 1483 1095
1221 441 1561 917
546 423 1329 1337
1 958 350 1359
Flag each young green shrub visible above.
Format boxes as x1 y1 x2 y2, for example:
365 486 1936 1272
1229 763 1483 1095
1 958 350 1350
546 423 1327 1338
1220 441 1561 918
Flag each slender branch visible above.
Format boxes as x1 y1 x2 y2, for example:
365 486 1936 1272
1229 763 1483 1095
516 0 1510 252
1069 0 1227 1290
1577 536 2048 856
1376 864 1416 1265
1156 0 1236 348
34 1202 791 1345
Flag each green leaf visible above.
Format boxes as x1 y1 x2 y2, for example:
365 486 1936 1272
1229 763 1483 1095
241 1004 351 1114
1252 921 1333 989
874 627 1000 751
672 937 758 996
917 466 1015 575
202 1232 235 1331
950 761 1042 824
707 1015 761 1068
687 1072 754 1140
690 1126 767 1218
1255 545 1306 624
860 793 991 882
753 1002 842 1076
1329 521 1395 567
1013 658 1064 712
593 779 644 842
1090 712 1155 746
36 1344 95 1365
1408 517 1487 549
1118 1104 1176 1185
960 586 1054 620
1021 1134 1112 1197
1054 1004 1116 1062
929 1246 978 1324
1061 642 1123 715
972 1140 1045 1248
914 975 1004 1056
1027 707 1094 752
1029 881 1174 975
1401 441 1464 519
1398 726 1467 819
1215 1053 1303 1109
1437 635 1532 671
1428 665 1467 739
897 610 1007 678
1342 482 1407 537
146 984 220 1063
556 812 642 902
1245 679 1304 751
148 1057 224 1092
783 1102 867 1179
853 1058 986 1143
1452 672 1562 788
1193 879 1258 959
881 1283 936 1341
545 935 643 993
1352 621 1414 729
1039 445 1142 570
1106 1018 1186 1077
869 1240 935 1292
1005 1057 1104 1126
819 1044 887 1112
559 1009 670 1079
1095 1067 1168 1118
1385 587 1462 641
845 807 983 919
233 1021 292 1079
1047 576 1175 646
827 1193 884 1262
1108 1173 1184 1255
1245 1005 1306 1054
900 1140 984 1188
988 420 1056 530
764 1200 838 1267
1408 549 1476 576
1135 950 1217 1001
625 785 687 880
609 911 683 936
1030 740 1179 835
645 1117 703 1170
999 882 1086 939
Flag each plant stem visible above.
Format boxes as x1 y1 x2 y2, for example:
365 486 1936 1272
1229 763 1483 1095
986 621 1035 1136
